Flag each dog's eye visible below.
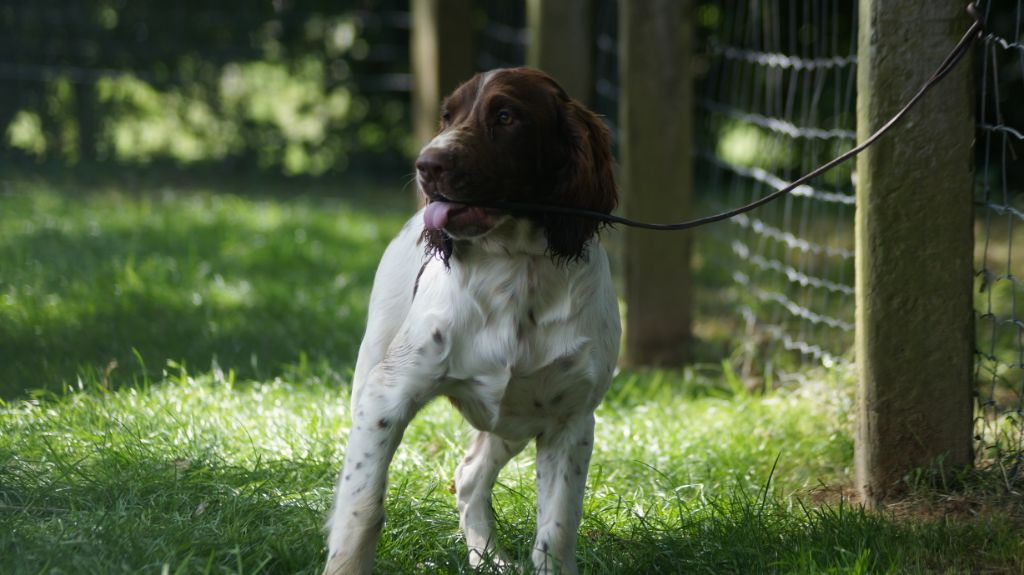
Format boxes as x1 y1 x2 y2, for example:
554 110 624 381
441 111 452 125
496 110 513 126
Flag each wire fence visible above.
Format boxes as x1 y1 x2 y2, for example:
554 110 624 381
476 0 527 71
695 0 858 378
592 0 620 145
974 0 1024 477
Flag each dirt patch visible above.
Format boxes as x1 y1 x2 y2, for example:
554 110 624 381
804 484 1024 525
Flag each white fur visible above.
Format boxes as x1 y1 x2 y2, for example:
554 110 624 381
323 212 620 575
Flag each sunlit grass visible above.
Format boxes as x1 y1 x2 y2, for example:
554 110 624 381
3 364 1021 574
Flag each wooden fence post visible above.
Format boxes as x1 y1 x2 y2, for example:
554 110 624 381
619 0 694 366
525 0 593 104
411 0 475 148
855 0 974 503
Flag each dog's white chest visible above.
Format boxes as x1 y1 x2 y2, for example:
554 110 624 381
419 252 608 440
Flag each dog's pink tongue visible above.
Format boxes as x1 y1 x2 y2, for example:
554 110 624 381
424 201 461 230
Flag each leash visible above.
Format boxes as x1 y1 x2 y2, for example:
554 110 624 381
471 2 985 231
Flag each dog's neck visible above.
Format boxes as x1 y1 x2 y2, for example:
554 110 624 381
450 216 551 261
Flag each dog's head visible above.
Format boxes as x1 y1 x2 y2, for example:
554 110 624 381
416 67 618 263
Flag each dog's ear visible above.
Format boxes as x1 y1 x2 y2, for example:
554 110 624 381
542 98 618 261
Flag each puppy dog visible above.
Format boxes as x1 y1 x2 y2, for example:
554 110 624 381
324 67 620 575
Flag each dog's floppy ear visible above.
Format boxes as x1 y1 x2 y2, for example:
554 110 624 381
542 98 619 261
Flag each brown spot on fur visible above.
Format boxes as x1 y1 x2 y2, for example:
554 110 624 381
412 260 429 301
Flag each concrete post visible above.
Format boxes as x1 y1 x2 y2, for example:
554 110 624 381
619 0 694 366
855 0 974 503
411 0 475 148
526 0 594 105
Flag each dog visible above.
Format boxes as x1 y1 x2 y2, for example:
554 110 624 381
324 67 620 575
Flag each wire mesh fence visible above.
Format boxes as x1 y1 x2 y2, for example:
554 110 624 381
476 0 527 71
694 0 858 377
974 0 1024 478
592 0 620 144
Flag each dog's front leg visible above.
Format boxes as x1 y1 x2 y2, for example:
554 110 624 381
456 431 528 568
324 360 433 575
531 414 595 575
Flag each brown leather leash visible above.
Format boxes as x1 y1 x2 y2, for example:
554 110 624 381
471 2 985 231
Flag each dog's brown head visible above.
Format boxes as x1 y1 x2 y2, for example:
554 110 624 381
416 67 618 263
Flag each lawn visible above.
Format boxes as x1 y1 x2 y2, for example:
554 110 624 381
1 170 1022 574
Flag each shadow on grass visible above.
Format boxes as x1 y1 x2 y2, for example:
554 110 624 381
1 452 333 574
0 166 414 398
4 450 1020 574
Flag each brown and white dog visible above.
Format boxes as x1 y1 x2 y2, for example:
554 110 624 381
324 67 620 575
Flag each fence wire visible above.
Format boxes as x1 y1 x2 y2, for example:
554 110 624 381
974 0 1024 476
695 0 858 376
592 0 620 145
476 0 527 71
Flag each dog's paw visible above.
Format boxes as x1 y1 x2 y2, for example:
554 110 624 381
321 552 372 575
468 548 520 574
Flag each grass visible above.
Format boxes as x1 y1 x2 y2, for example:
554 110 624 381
4 365 1022 574
0 167 411 398
2 169 1023 573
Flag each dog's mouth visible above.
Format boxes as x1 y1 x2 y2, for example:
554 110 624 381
423 195 501 235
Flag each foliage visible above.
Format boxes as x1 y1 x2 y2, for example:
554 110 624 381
1 0 411 174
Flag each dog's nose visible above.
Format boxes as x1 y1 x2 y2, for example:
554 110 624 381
415 149 451 183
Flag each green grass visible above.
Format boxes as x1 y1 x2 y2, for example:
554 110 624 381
0 168 411 397
3 366 1021 574
2 171 1022 574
